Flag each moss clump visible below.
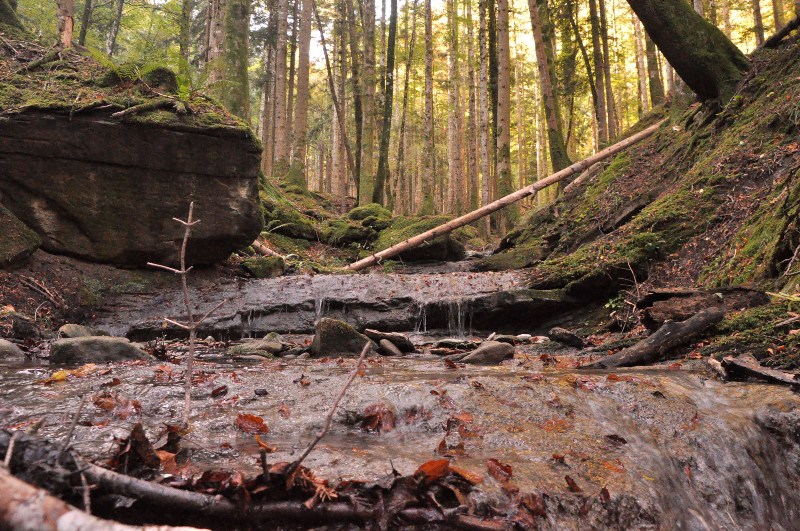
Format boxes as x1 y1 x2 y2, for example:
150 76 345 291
323 218 377 246
241 256 287 278
348 203 392 222
372 215 468 262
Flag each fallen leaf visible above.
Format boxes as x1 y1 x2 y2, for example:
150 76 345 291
565 475 583 493
211 385 228 398
604 434 628 448
416 459 450 481
487 458 513 482
599 487 611 503
601 460 626 473
100 377 122 388
235 413 269 434
361 403 396 432
444 358 459 369
449 465 483 484
255 434 277 452
278 403 291 419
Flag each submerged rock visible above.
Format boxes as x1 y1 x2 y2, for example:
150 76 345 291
310 318 375 357
50 337 150 364
378 339 403 356
0 204 40 268
364 329 415 352
459 341 515 365
0 338 24 358
57 323 109 339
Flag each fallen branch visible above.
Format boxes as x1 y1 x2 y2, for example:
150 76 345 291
721 354 800 387
16 48 60 73
0 468 204 531
764 15 800 48
252 240 285 259
563 161 606 195
585 308 725 369
111 98 179 119
346 119 667 271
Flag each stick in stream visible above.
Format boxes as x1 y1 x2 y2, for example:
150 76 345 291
346 119 667 271
284 341 372 478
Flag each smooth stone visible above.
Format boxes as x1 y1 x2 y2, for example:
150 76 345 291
435 338 477 350
297 352 311 360
0 338 24 358
226 339 286 358
310 318 376 357
57 323 110 338
492 334 519 345
364 329 415 352
378 339 403 356
459 341 515 365
547 327 585 349
50 337 150 365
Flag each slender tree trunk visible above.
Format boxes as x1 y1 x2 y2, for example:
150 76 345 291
396 0 418 215
178 0 191 76
488 0 498 179
720 0 732 36
290 0 312 186
106 0 123 54
208 0 249 119
78 0 92 46
445 0 462 214
569 0 598 137
260 2 278 176
529 0 570 173
360 0 376 205
496 0 515 229
771 0 784 29
628 0 749 102
286 0 299 161
478 0 491 232
467 0 479 211
373 0 397 204
753 0 765 45
56 0 75 47
693 0 704 15
337 12 348 207
273 0 290 173
419 0 435 213
645 34 664 106
598 0 616 139
344 0 363 195
633 14 649 115
588 0 607 144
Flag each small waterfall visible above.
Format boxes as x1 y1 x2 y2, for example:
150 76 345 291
446 299 471 338
413 303 428 333
315 297 328 321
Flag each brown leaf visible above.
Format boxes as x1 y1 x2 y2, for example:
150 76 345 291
255 434 277 453
235 413 269 434
444 358 459 369
100 377 122 388
564 475 583 493
599 487 611 503
416 459 450 481
449 465 483 485
601 460 626 474
278 403 291 419
487 458 513 482
211 385 228 398
520 492 546 516
469 380 485 389
361 403 396 433
604 434 628 447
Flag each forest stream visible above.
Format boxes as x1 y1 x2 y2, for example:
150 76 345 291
2 268 799 529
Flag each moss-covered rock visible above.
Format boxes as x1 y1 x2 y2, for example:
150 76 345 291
323 218 377 246
0 204 40 268
348 203 392 222
241 256 287 278
371 215 467 262
310 317 376 357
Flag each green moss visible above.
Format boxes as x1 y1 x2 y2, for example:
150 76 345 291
323 218 377 246
241 256 287 278
349 203 392 222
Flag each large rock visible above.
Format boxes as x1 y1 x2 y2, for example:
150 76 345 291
0 338 24 358
0 204 40 268
57 323 109 338
372 216 466 262
0 112 262 266
456 341 515 365
50 337 150 365
226 338 287 358
310 318 375 357
364 329 415 352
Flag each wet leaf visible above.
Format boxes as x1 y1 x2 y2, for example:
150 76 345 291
37 369 67 385
552 453 566 464
416 458 450 481
604 434 628 448
541 418 572 433
451 412 474 423
255 434 277 452
235 413 269 434
599 487 611 503
444 358 459 369
294 374 311 387
469 380 485 389
100 377 122 388
487 458 513 482
601 460 626 473
361 403 396 433
449 465 483 485
520 492 546 516
211 385 228 398
522 373 544 383
564 475 583 493
278 403 291 419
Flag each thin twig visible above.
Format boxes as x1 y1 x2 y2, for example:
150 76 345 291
2 431 20 469
80 471 92 514
784 242 800 277
147 262 192 275
61 395 88 453
285 342 372 477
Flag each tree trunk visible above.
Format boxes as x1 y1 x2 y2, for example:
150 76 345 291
337 13 348 207
217 0 249 119
419 0 435 214
286 0 300 161
344 0 363 195
360 0 376 205
78 0 92 46
569 0 599 142
693 0 704 15
106 0 122 54
290 0 312 186
273 0 290 174
633 14 649 115
259 2 278 176
588 0 607 144
645 34 664 106
627 0 749 102
753 0 765 46
528 0 571 171
720 0 732 36
772 0 784 29
467 0 479 211
598 0 616 139
178 0 191 77
396 0 418 215
446 0 462 214
496 0 515 229
373 0 397 204
478 0 491 233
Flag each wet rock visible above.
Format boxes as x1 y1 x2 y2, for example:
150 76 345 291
282 346 306 357
254 388 269 396
435 338 477 350
547 327 585 349
364 329 415 352
10 314 49 340
297 352 311 359
0 338 24 358
459 341 515 365
516 334 533 343
372 216 466 262
492 334 520 345
57 323 110 338
310 318 376 357
226 339 286 358
378 339 403 356
50 337 150 364
0 204 40 268
241 256 286 279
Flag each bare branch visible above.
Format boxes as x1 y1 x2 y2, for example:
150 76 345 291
147 262 191 275
195 299 228 326
163 318 191 330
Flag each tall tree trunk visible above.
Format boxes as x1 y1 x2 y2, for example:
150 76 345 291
771 0 784 29
273 0 290 174
479 0 491 233
529 0 570 173
753 0 765 45
569 0 599 141
488 0 498 178
360 0 376 205
259 2 278 176
598 0 616 139
445 0 462 214
337 11 348 207
78 0 92 46
344 0 363 196
419 0 435 213
720 0 732 36
56 0 75 47
467 0 479 211
106 0 123 54
290 0 312 186
693 0 704 15
286 0 299 162
496 0 514 229
208 0 249 119
373 0 397 204
396 0 418 215
588 0 607 144
633 14 649 115
178 0 191 76
627 0 749 102
645 34 664 106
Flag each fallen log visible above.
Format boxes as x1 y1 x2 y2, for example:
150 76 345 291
0 468 203 531
721 354 800 387
346 119 667 271
764 15 800 48
586 307 724 369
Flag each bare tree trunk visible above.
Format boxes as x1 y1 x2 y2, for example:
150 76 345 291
260 2 278 176
569 0 598 144
56 0 75 47
360 0 376 205
753 0 765 45
291 0 312 185
338 15 348 208
419 0 435 214
106 0 123 54
396 0 419 215
772 0 784 29
478 0 491 234
633 14 649 115
645 34 664 106
588 0 607 144
344 0 363 195
373 0 397 204
207 0 226 79
446 0 462 214
467 0 479 211
496 0 515 230
286 0 300 161
693 0 704 15
78 0 92 46
273 0 290 174
720 0 732 36
598 0 616 140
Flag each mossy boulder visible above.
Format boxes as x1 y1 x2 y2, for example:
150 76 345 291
226 338 287 358
0 204 41 268
242 256 287 278
310 317 376 357
50 337 150 365
372 215 467 262
348 203 392 231
323 218 377 246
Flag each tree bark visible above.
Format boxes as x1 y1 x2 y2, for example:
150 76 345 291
259 2 278 176
395 0 418 215
344 0 363 194
290 0 312 186
467 0 479 212
373 0 397 204
78 0 92 46
720 0 732 36
598 0 616 139
772 0 784 29
496 0 515 229
588 0 607 143
106 0 123 54
478 0 491 233
273 0 290 174
753 0 766 45
633 14 649 115
627 0 749 102
419 0 435 214
286 0 300 160
221 0 250 119
360 0 376 205
446 0 462 214
644 34 664 106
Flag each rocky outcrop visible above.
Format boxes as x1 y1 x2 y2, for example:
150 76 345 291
0 204 40 268
0 112 262 266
